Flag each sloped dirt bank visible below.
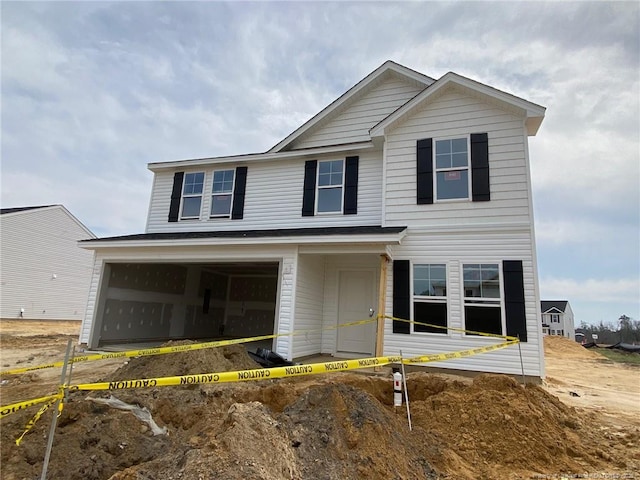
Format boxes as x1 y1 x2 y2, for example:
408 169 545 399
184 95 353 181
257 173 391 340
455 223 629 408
1 332 639 479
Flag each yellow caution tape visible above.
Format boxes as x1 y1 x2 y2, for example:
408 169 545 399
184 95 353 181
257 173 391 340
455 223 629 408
382 315 519 342
69 355 403 391
1 315 520 422
0 393 63 419
2 334 518 443
68 336 516 392
15 395 61 446
1 317 379 376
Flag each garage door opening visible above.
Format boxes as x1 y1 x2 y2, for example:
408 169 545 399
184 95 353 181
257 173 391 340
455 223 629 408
92 262 279 350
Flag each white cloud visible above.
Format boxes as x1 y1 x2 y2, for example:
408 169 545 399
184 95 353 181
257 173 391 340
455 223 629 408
1 0 638 325
540 276 640 304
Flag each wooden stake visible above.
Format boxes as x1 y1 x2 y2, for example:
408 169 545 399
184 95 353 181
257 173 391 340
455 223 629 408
375 254 389 358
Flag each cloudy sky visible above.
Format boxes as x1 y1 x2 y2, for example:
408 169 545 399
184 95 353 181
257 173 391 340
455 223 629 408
2 1 638 327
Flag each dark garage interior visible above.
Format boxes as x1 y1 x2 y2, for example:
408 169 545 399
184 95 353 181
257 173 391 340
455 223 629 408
93 262 279 349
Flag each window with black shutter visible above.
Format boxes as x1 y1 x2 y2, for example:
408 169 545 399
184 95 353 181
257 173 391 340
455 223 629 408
416 133 490 204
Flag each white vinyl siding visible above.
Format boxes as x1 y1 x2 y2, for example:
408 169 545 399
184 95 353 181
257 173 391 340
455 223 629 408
383 227 543 378
291 74 425 150
146 151 383 233
291 254 326 358
384 89 532 227
1 206 95 322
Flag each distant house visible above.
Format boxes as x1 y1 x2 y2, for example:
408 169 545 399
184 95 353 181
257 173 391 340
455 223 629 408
541 301 575 339
0 205 96 321
79 61 547 379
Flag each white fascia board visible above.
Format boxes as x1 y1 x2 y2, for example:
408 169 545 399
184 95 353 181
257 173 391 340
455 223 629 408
267 61 435 153
370 72 546 138
56 205 97 239
542 307 564 314
79 231 407 250
148 141 374 172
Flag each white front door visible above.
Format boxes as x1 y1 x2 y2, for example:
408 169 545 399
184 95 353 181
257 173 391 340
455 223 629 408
337 270 377 356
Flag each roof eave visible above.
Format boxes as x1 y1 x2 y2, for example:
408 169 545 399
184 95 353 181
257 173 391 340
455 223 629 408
79 230 407 250
147 141 375 171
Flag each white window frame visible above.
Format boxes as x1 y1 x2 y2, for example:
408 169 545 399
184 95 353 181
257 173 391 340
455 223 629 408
462 262 506 336
412 263 449 335
434 135 471 203
210 169 235 218
316 159 344 214
551 313 560 323
180 171 205 220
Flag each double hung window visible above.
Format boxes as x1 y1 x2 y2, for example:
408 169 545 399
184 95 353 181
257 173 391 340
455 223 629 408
463 263 503 335
211 169 235 217
435 137 469 201
181 172 205 219
413 264 447 334
316 160 343 213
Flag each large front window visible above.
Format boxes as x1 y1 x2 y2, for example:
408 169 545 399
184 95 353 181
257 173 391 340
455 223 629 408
316 160 343 213
211 169 235 217
463 263 503 335
413 264 447 334
435 137 469 200
181 172 205 219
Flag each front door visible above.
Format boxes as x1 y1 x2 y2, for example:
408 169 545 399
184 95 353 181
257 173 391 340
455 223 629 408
337 270 377 356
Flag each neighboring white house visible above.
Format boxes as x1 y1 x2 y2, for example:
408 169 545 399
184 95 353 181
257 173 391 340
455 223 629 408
541 300 575 339
0 205 96 321
79 61 547 379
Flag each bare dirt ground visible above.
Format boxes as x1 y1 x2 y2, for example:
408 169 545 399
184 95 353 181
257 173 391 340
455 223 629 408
1 321 638 480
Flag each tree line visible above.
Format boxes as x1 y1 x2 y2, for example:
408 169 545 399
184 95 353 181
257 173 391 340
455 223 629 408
576 315 640 344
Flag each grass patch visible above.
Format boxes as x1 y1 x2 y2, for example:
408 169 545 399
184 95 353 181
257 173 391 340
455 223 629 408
596 348 640 366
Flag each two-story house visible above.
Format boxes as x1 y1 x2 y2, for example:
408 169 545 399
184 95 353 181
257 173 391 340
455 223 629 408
79 61 546 380
541 300 575 339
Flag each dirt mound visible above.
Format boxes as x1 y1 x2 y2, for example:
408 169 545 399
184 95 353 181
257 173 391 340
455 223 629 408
4 371 637 480
544 334 604 360
2 335 638 480
282 382 437 479
408 373 618 478
107 342 260 381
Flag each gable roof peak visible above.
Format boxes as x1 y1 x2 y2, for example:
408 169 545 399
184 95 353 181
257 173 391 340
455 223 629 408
268 60 435 153
370 70 546 138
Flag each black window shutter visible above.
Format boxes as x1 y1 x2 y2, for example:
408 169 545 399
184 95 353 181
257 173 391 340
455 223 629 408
302 160 317 216
503 260 527 342
417 138 433 204
471 133 490 202
392 260 411 334
168 171 184 222
343 156 359 215
231 166 248 220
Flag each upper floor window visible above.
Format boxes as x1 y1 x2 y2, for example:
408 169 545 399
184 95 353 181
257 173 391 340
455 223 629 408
181 172 205 219
413 264 447 334
435 137 469 201
551 313 560 323
211 169 235 217
416 133 489 205
316 159 343 213
463 263 503 336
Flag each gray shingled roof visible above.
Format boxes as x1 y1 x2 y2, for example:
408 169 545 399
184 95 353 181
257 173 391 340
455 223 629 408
0 205 57 215
541 300 568 313
80 225 407 243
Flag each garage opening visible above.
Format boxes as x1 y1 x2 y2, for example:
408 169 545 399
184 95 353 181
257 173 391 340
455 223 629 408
94 262 279 349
